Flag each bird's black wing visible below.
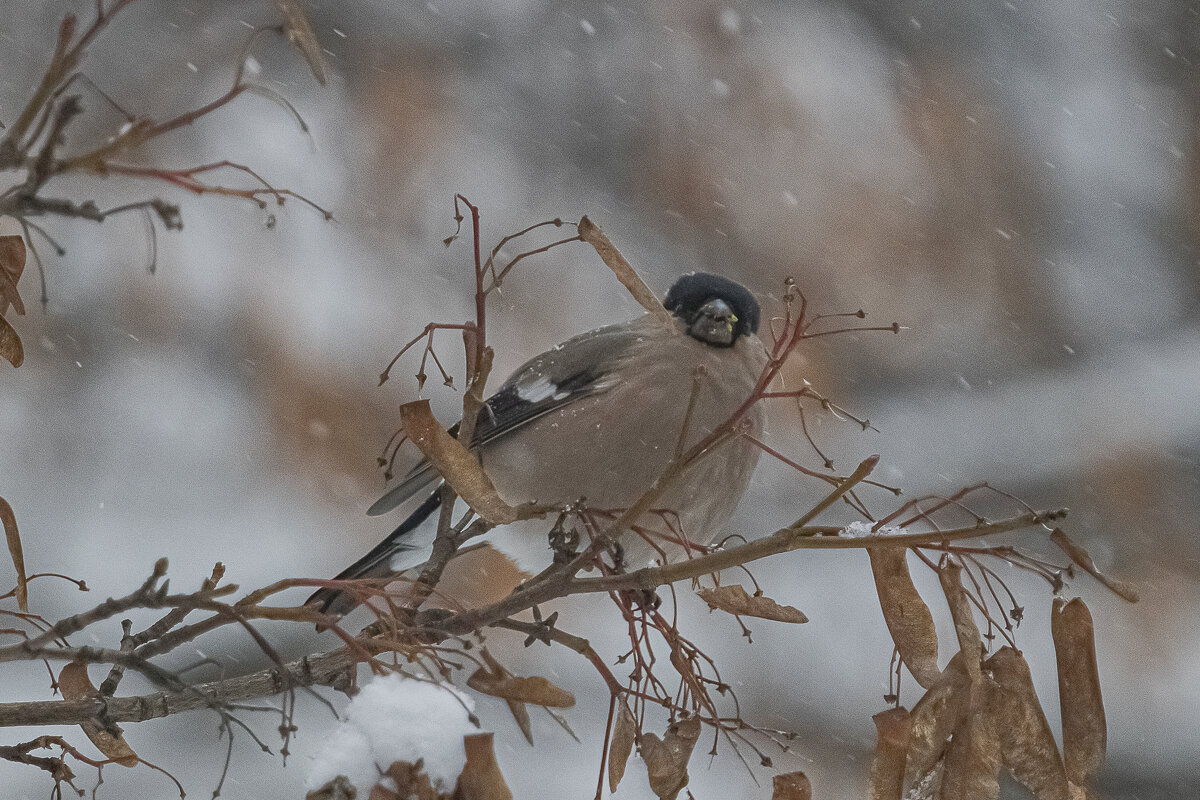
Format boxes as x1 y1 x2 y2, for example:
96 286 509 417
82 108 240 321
307 322 643 617
365 322 638 516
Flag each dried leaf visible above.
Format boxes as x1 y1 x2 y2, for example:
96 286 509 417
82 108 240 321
905 654 970 788
0 314 22 368
608 697 636 791
306 776 356 800
938 561 982 682
939 683 1001 800
479 649 532 745
399 400 541 525
453 732 512 800
1 497 27 611
371 760 440 800
772 771 812 800
270 0 327 85
697 584 808 623
641 717 701 800
467 667 575 708
0 235 27 316
505 696 533 745
869 546 940 687
58 662 138 766
869 707 911 800
1051 597 1106 785
984 647 1068 800
577 216 672 322
1050 529 1138 602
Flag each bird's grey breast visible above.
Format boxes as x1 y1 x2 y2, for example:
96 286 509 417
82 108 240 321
481 318 767 552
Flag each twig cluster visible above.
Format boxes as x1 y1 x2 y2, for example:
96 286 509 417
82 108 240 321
0 0 329 315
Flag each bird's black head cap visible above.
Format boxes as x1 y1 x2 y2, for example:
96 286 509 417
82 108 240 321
664 272 760 346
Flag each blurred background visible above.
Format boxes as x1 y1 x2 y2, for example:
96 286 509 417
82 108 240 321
1 0 1197 797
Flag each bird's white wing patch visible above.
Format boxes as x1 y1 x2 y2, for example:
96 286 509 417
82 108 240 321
515 373 558 403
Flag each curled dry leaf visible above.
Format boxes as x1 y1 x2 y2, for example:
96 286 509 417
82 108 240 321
772 771 812 800
869 546 940 688
480 649 532 745
578 216 672 322
938 561 982 682
58 662 139 766
505 695 533 746
1051 597 1106 785
697 584 808 623
608 697 636 791
369 761 440 800
869 707 911 800
984 647 1068 800
306 776 356 800
269 0 327 85
399 400 542 525
0 235 26 316
467 666 575 708
905 654 969 789
454 733 513 800
0 316 22 367
641 716 702 800
939 683 1002 800
1050 529 1139 603
1 496 27 611
0 234 25 368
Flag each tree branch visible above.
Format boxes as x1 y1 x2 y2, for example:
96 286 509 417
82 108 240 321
0 647 355 728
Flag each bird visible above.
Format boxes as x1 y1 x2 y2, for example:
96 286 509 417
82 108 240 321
307 272 769 617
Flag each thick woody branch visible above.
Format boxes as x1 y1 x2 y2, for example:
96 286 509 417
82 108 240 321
0 647 356 728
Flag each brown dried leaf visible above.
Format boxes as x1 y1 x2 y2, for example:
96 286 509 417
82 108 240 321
370 761 440 800
870 707 911 800
985 647 1068 800
270 0 327 85
479 648 532 745
0 314 22 368
1050 529 1138 602
906 653 970 788
938 561 982 682
58 662 138 767
1 497 27 611
1052 597 1106 785
939 683 1001 800
641 717 702 800
467 667 575 708
306 776 356 800
578 216 672 322
608 697 636 791
400 400 540 525
0 235 27 316
506 696 533 745
869 546 940 687
697 584 808 623
772 771 812 800
453 732 512 800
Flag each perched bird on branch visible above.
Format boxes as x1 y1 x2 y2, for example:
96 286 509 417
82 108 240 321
308 272 768 616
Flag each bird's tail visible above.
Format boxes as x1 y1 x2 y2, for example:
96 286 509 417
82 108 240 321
306 491 442 617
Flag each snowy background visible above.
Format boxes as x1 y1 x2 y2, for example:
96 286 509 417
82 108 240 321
1 0 1198 798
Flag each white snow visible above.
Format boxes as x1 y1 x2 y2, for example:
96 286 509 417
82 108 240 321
306 674 478 796
840 521 902 538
